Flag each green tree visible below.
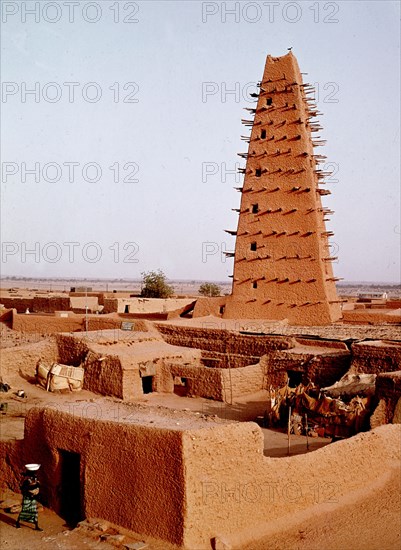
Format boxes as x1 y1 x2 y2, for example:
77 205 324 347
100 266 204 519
198 282 221 297
141 270 174 298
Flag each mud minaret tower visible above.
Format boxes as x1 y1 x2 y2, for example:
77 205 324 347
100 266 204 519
224 52 342 325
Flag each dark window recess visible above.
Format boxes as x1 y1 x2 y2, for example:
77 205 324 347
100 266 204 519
266 98 272 106
252 203 259 213
124 305 129 313
253 281 258 289
250 242 257 251
261 129 267 139
255 168 262 177
219 305 225 315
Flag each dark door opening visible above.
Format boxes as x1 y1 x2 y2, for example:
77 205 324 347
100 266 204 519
124 305 129 313
142 375 153 394
173 376 188 397
287 370 303 388
59 449 82 527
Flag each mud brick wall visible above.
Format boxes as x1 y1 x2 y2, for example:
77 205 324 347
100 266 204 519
192 296 227 318
102 298 119 313
0 339 58 379
376 371 401 400
56 334 89 366
32 296 70 313
351 341 401 374
0 297 34 313
342 310 401 324
69 292 106 305
220 363 264 400
260 348 351 388
306 354 351 387
12 313 84 334
165 362 224 401
82 351 124 399
371 372 401 427
156 325 296 356
201 350 259 369
12 312 125 335
21 407 186 546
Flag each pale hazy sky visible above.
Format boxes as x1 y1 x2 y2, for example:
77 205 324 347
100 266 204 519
1 0 400 282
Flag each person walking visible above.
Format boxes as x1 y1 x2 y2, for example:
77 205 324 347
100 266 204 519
16 464 43 531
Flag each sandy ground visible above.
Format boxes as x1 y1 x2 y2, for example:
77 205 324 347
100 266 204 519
0 486 180 550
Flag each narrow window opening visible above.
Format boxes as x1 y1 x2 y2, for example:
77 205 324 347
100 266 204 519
219 305 225 315
250 242 257 251
253 281 258 289
255 168 262 177
124 305 129 313
266 98 272 106
261 129 266 139
252 203 259 213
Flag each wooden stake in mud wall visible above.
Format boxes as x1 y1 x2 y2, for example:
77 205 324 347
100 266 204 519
305 413 309 451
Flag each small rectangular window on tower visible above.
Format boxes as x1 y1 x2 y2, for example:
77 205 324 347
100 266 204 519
253 281 258 289
250 242 257 251
261 129 266 139
252 203 259 213
255 168 262 177
266 98 272 106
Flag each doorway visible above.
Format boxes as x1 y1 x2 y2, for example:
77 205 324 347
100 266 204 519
58 449 82 527
287 370 303 388
173 376 188 397
141 375 153 394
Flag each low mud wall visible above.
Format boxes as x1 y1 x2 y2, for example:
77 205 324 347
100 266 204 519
157 325 295 356
351 341 401 374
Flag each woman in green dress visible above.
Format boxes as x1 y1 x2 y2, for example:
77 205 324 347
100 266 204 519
16 465 43 531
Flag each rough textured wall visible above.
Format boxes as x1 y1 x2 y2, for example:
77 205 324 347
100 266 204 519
157 324 295 356
0 297 34 313
261 347 351 387
33 296 71 313
351 341 401 373
12 312 128 334
342 309 401 324
223 52 341 325
182 423 401 549
371 371 401 426
102 298 119 314
21 408 186 546
56 334 89 366
193 297 227 318
0 338 58 379
12 313 84 334
82 351 124 399
0 296 70 313
220 363 264 400
165 361 224 401
0 439 25 493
